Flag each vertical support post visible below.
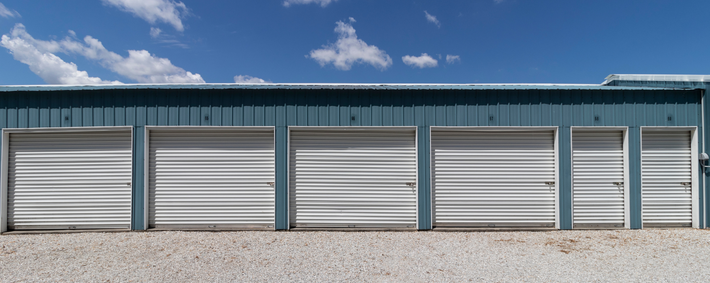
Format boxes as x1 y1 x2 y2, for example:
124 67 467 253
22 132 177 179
417 126 432 230
702 88 708 229
628 126 642 229
558 126 572 229
132 126 145 230
0 131 7 233
275 126 289 230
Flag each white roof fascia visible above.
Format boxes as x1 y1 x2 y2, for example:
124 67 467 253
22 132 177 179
603 74 710 85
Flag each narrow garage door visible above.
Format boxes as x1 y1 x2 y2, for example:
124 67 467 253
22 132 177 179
149 129 274 229
572 130 625 228
8 130 132 230
289 129 417 228
642 130 693 227
432 130 557 228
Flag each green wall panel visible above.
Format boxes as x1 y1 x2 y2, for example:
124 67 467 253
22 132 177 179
0 87 702 230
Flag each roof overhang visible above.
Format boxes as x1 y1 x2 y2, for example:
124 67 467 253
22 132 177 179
0 83 682 92
603 74 710 85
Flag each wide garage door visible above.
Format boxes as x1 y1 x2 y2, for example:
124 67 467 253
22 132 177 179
432 129 557 228
289 129 417 228
7 130 132 230
148 129 275 229
572 129 626 228
642 129 694 227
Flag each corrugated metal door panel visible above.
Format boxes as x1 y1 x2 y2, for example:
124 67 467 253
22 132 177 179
149 130 274 229
642 130 692 227
289 130 417 228
432 130 556 227
8 131 132 230
572 130 625 228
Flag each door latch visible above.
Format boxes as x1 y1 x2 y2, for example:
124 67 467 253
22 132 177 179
406 182 416 188
545 182 555 186
681 182 691 186
613 182 624 186
267 182 275 187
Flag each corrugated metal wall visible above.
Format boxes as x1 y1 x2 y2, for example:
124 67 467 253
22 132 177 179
606 80 707 229
0 88 702 230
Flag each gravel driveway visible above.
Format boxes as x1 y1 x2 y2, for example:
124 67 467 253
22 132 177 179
0 229 708 282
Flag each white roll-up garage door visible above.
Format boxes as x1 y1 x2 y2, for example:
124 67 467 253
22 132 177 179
7 130 133 230
289 129 417 228
572 130 626 228
642 130 693 227
432 129 557 228
148 129 274 229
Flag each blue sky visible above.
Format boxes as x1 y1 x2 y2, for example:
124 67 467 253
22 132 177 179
0 0 707 85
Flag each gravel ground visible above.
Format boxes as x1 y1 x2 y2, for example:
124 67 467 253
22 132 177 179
0 229 709 282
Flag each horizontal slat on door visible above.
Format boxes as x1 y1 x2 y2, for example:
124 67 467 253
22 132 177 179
8 131 132 230
572 130 625 228
289 130 417 228
432 130 556 227
642 130 692 227
149 130 275 228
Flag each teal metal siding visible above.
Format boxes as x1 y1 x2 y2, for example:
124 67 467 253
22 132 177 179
275 126 288 230
132 126 145 230
628 127 643 229
607 80 707 229
559 126 572 229
0 88 702 230
0 89 699 128
417 126 431 230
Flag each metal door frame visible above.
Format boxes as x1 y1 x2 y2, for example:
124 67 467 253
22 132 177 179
1 126 134 232
640 126 700 229
429 126 560 229
287 126 418 229
143 126 276 230
570 126 630 229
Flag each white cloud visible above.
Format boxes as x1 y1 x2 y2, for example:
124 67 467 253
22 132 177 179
446 54 461 64
157 39 188 49
309 18 392 71
0 2 20 18
111 50 204 83
102 0 188 31
402 53 438 69
424 11 440 28
234 75 270 83
150 27 162 38
0 28 121 85
2 24 203 84
283 0 337 7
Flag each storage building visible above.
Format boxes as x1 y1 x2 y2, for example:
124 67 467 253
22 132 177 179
0 74 708 232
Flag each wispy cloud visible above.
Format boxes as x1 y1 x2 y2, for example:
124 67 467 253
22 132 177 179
148 28 188 49
150 27 162 38
283 0 337 7
1 24 204 84
402 53 438 69
102 0 188 31
0 2 20 18
309 18 392 71
424 11 440 28
446 54 460 64
234 75 270 83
